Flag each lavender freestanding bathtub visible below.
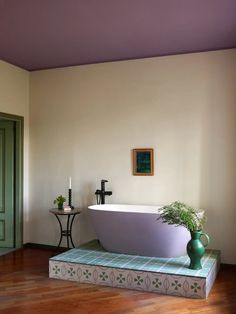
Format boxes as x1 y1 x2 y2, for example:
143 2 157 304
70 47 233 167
88 204 190 258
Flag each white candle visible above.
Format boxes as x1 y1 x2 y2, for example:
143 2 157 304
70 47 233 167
69 177 72 189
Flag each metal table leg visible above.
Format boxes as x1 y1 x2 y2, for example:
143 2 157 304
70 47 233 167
54 214 63 247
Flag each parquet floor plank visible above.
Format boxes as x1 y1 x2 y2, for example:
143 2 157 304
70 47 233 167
0 248 235 313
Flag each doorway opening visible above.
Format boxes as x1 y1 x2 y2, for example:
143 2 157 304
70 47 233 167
0 112 23 251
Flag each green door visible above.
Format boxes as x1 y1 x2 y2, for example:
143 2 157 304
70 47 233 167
0 121 14 248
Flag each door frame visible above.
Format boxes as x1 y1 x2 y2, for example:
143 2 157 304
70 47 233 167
0 112 23 248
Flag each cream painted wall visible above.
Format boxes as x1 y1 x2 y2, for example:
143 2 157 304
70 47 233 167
29 49 236 264
0 60 30 242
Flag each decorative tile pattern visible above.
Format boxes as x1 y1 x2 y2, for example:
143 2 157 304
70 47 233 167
49 240 220 299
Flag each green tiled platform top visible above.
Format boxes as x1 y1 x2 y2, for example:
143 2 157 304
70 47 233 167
51 240 220 278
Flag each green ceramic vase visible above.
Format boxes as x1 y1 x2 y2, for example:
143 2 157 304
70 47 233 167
187 230 210 270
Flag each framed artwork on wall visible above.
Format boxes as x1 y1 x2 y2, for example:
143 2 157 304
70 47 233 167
132 148 154 176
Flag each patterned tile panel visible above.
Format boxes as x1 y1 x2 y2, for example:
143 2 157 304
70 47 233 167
49 260 210 298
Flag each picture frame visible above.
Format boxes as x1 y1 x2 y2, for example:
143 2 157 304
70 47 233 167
132 148 154 176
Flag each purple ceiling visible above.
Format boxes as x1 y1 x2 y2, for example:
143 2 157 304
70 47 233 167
1 0 236 71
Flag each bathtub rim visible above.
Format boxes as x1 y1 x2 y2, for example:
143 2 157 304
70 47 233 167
88 204 163 214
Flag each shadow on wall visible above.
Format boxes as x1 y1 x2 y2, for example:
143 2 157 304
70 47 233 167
74 182 98 245
199 67 236 263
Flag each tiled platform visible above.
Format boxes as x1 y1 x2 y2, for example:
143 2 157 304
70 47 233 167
49 240 220 299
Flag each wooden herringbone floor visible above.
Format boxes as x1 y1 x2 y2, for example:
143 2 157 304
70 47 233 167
0 248 235 314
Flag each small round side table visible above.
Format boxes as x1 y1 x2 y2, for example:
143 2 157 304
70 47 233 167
49 208 81 248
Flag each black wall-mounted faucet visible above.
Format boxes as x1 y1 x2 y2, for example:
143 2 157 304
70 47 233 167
95 179 112 204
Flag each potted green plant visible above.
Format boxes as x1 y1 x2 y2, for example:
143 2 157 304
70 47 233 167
160 201 209 270
53 195 66 210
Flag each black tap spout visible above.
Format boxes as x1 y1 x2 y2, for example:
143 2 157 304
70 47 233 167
101 179 108 191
